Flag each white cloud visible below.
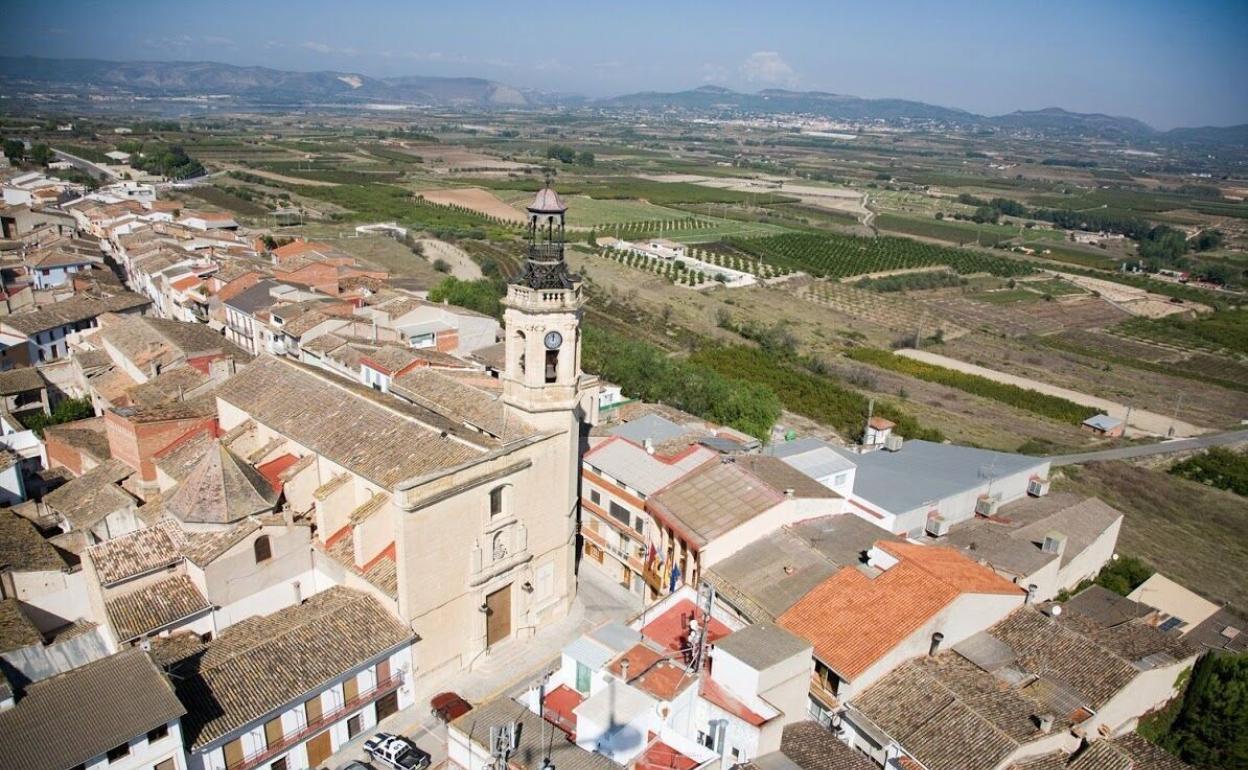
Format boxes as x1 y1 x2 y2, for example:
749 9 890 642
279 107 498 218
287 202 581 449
741 51 797 88
301 41 358 56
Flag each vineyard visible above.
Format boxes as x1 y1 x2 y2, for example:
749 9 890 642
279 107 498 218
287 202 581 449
597 243 795 287
728 232 1034 280
845 347 1100 424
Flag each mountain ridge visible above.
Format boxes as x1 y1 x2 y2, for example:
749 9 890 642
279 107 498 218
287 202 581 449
2 55 1243 144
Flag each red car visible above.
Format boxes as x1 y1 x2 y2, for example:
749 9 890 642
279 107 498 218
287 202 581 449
430 692 473 722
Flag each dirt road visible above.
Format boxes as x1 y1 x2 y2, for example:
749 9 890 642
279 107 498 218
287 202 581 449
418 239 482 280
895 348 1210 438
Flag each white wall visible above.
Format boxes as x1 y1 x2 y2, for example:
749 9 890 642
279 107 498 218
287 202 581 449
80 718 187 770
701 498 844 567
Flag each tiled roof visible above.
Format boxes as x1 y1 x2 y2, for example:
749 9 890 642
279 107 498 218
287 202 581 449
0 510 66 573
322 535 397 597
0 366 45 395
87 519 186 585
42 458 136 531
714 623 811 671
127 367 210 408
43 417 111 465
164 442 278 525
0 597 43 653
0 292 151 335
731 454 839 500
648 458 783 547
161 586 411 747
583 436 716 497
106 573 212 643
705 516 899 623
0 648 186 770
779 540 1021 679
214 356 487 488
392 367 536 441
741 721 874 770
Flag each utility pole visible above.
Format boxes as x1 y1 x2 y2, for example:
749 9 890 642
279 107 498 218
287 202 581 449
1169 393 1185 438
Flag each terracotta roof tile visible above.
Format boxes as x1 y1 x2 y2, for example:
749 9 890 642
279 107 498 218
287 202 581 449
105 573 211 643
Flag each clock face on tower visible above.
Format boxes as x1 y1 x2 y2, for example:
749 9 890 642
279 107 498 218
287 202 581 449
544 331 563 350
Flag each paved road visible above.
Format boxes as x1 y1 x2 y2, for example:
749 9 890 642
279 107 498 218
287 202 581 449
1049 428 1248 466
52 149 119 181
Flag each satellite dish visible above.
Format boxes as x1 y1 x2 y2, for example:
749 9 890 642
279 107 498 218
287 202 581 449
1051 605 1063 617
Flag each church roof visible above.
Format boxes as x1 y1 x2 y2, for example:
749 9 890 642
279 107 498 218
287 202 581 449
163 441 279 525
528 185 567 214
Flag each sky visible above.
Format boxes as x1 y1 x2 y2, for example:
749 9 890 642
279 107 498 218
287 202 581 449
4 0 1247 129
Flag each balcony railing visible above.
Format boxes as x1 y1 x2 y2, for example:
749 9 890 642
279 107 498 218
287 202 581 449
224 673 405 770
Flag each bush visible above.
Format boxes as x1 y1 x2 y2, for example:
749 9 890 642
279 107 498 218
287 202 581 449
1169 448 1248 497
1095 554 1154 596
427 276 506 318
19 397 94 436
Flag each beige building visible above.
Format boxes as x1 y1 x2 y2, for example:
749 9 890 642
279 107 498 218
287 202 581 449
211 184 596 681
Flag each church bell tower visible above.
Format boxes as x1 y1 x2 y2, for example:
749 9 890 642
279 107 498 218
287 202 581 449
502 181 592 428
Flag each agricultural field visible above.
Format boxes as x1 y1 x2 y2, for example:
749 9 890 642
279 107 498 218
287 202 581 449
796 280 968 340
922 293 1130 337
730 232 1035 279
417 187 527 224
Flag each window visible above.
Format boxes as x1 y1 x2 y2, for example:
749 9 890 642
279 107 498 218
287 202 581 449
489 486 505 517
632 516 645 535
155 761 175 770
107 743 131 763
410 332 435 349
590 489 601 505
608 501 630 527
146 724 169 743
575 661 591 693
253 535 272 564
544 349 559 383
270 758 288 770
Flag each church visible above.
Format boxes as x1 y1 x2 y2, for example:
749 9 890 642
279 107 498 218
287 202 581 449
206 184 598 680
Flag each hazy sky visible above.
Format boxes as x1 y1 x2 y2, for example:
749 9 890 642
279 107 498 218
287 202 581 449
5 0 1246 129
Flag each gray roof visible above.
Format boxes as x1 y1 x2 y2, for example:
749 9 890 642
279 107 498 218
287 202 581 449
223 279 281 315
705 515 897 622
583 437 714 497
454 696 623 770
714 623 811 671
0 648 185 770
610 414 689 446
766 437 856 480
1082 414 1123 431
1184 608 1247 654
828 440 1047 514
942 493 1124 576
742 721 874 770
589 622 643 654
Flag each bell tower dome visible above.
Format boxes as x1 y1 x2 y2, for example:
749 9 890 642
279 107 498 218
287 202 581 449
502 181 592 426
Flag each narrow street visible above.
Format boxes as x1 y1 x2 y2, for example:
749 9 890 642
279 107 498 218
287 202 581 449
321 566 638 769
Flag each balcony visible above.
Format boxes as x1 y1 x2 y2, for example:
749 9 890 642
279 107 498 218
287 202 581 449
225 673 404 770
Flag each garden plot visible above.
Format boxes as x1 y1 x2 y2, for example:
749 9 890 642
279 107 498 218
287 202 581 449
796 280 968 340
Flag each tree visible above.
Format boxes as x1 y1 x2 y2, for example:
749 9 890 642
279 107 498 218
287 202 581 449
1156 652 1248 768
19 397 95 436
577 150 595 167
427 276 505 318
1191 229 1224 253
545 145 576 164
29 145 53 168
3 139 25 163
1095 554 1153 595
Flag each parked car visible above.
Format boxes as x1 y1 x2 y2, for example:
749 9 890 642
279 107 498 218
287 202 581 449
364 733 430 770
430 691 473 723
336 763 372 770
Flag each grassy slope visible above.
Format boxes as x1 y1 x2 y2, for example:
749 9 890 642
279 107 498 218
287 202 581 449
1057 461 1248 617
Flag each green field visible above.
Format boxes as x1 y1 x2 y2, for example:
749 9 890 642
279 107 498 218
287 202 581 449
876 214 1018 247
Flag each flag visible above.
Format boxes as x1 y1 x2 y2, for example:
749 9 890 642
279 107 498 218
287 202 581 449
669 563 682 593
646 542 656 569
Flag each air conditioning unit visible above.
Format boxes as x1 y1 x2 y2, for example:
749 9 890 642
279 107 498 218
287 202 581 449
884 434 904 452
975 494 1001 517
1027 476 1051 497
926 516 951 537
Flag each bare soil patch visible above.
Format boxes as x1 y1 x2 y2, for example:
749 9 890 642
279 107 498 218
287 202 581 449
416 187 526 224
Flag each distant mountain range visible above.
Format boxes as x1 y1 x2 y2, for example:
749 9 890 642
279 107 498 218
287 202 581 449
2 56 1244 147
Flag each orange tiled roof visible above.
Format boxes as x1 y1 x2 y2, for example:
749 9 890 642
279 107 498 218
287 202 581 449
778 540 1021 680
272 240 331 260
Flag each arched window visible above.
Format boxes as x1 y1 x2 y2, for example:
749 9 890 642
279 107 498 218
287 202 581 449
253 535 272 564
489 485 505 517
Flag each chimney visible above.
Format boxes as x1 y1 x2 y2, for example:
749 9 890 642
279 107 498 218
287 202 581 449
643 438 654 455
928 632 944 657
1036 714 1054 734
620 658 630 682
1026 584 1038 604
783 487 795 499
293 580 303 604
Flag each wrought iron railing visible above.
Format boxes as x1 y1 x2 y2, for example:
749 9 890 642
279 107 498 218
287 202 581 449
224 673 405 770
